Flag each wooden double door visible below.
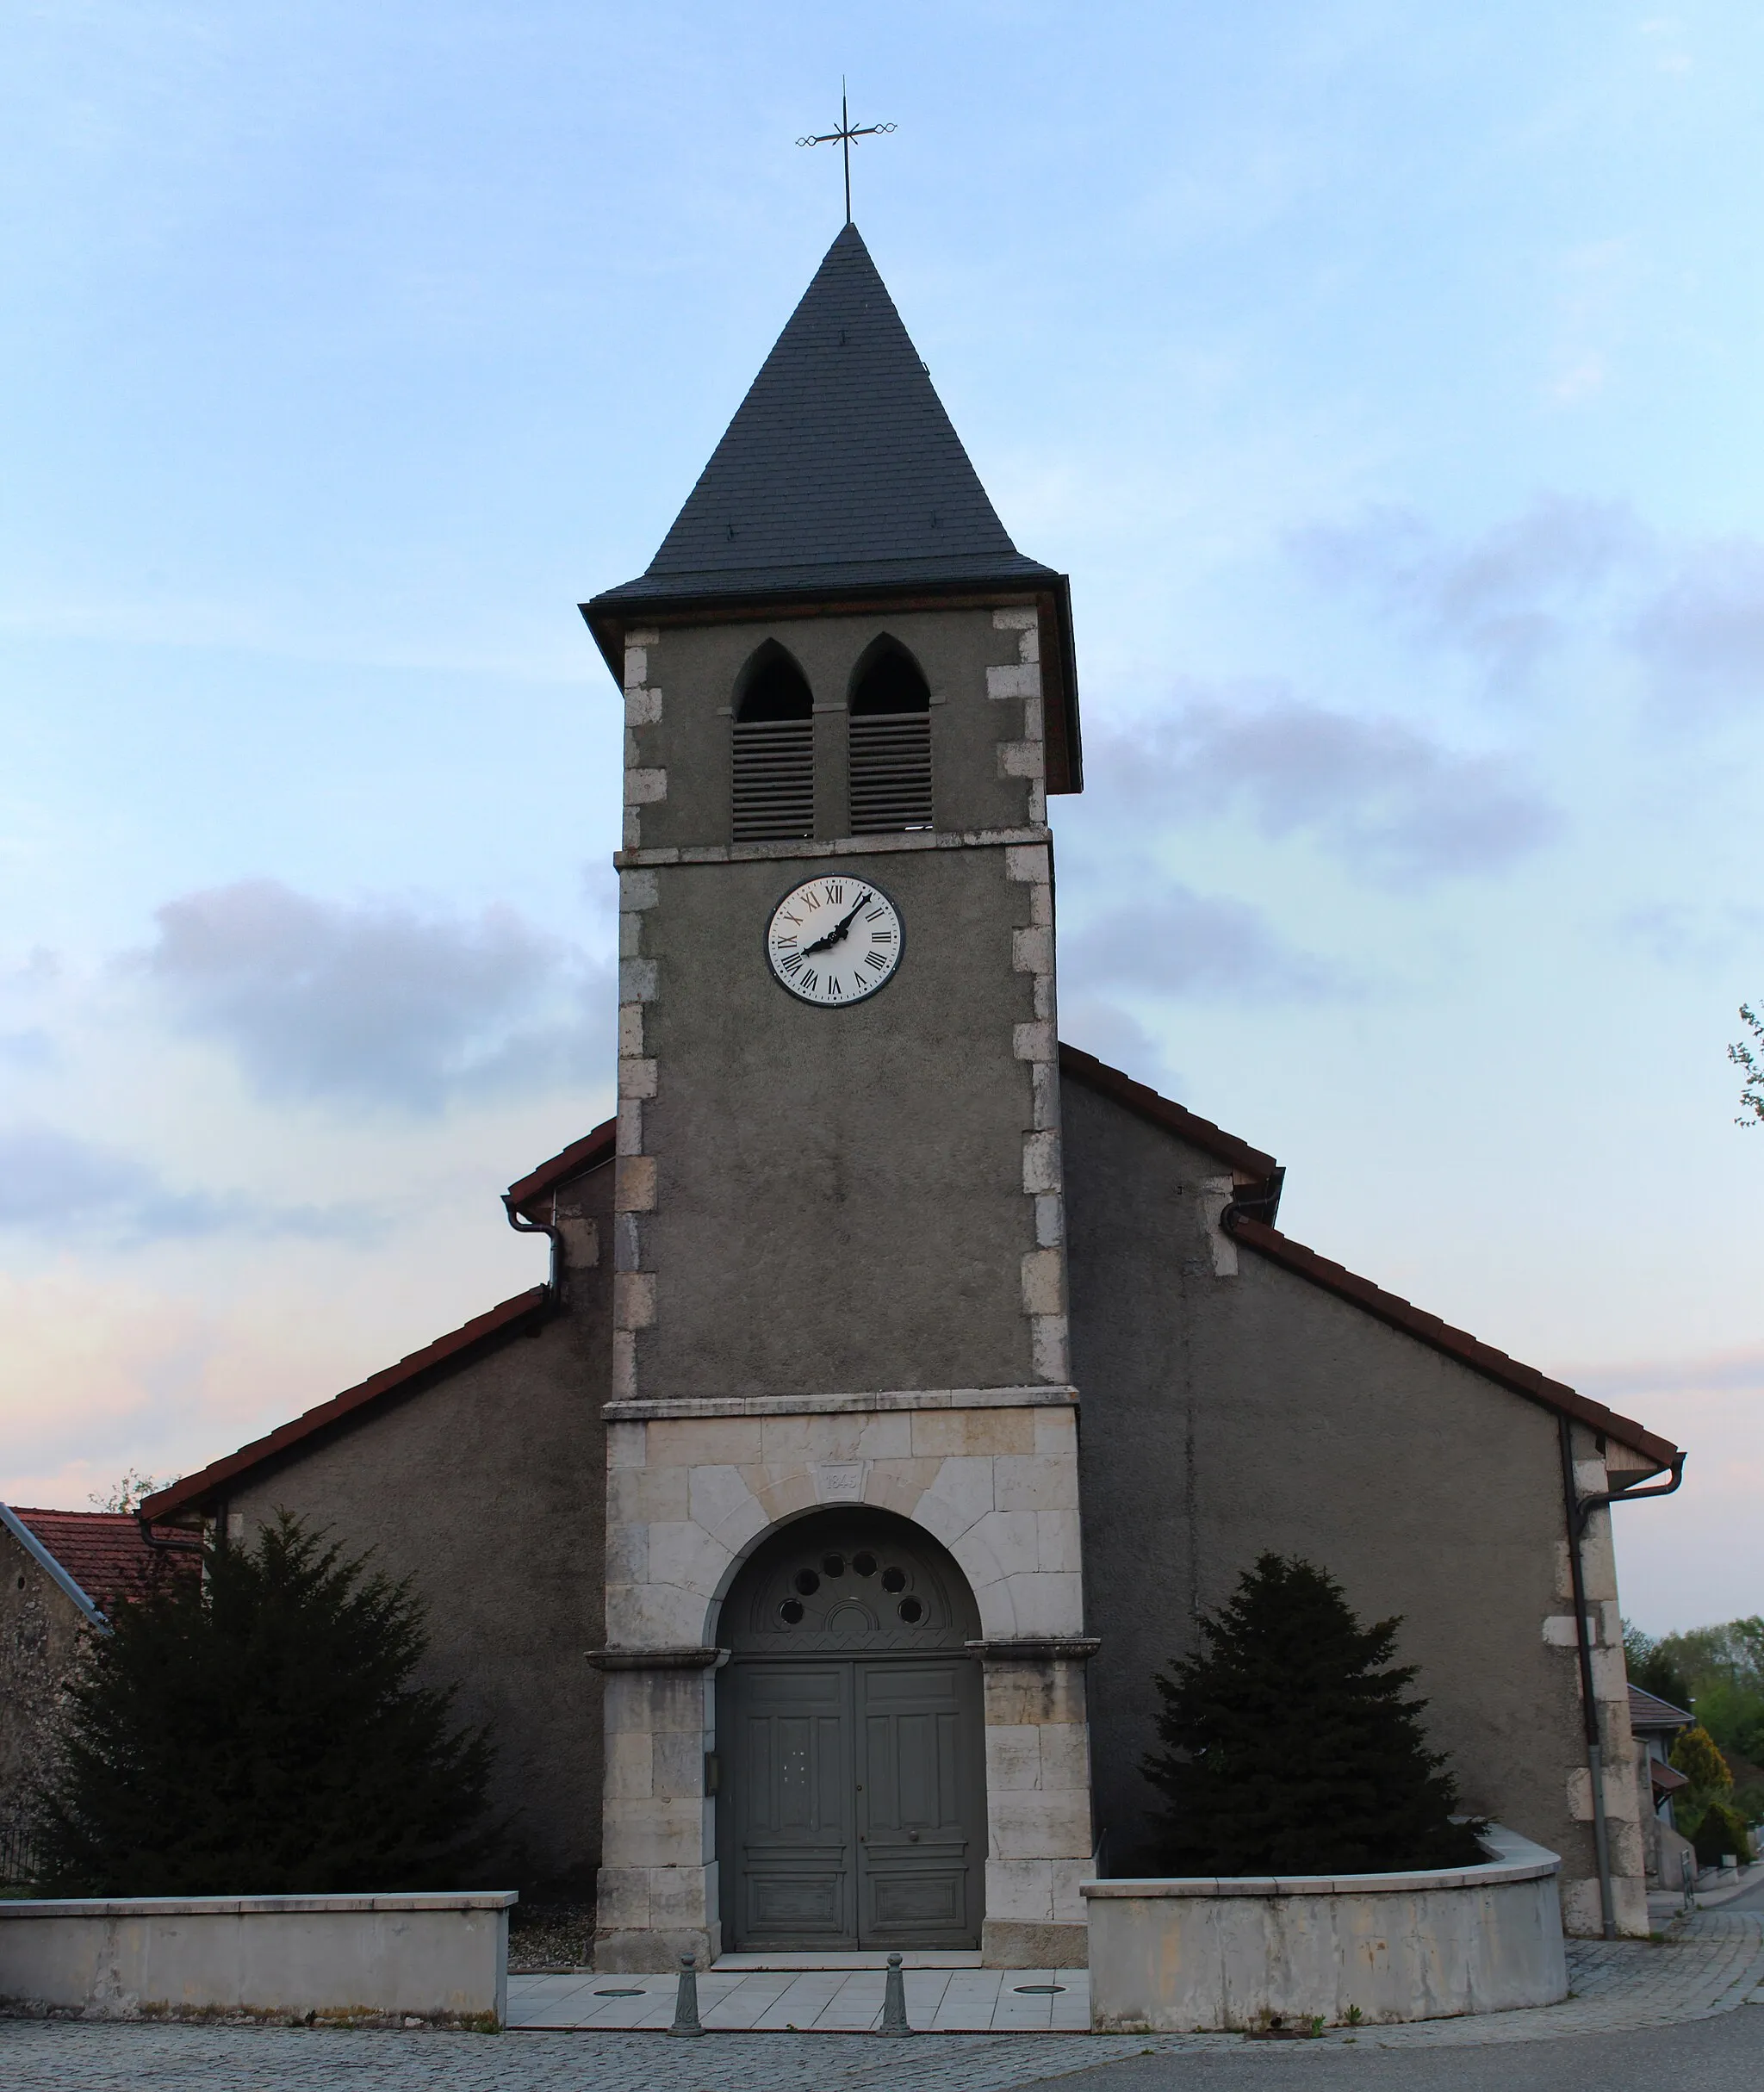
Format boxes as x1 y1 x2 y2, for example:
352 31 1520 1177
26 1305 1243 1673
719 1653 984 1951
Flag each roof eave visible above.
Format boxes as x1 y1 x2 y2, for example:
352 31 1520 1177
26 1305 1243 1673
580 570 1083 796
1059 1041 1278 1182
139 1287 554 1524
0 1503 106 1625
505 1117 617 1213
1224 1213 1682 1473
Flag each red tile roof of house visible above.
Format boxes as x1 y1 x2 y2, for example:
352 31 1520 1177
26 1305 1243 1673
139 1288 552 1524
9 1508 198 1614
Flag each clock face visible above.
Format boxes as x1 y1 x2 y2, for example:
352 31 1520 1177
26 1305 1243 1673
766 876 904 1006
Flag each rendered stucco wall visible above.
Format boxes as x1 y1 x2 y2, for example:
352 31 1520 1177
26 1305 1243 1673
225 1160 614 1896
0 1892 512 2024
624 606 1043 852
1061 1075 1645 1934
613 606 1064 1409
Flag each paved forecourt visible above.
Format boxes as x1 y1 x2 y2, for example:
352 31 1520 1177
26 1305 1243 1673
3 1914 1761 2092
509 1961 1090 2033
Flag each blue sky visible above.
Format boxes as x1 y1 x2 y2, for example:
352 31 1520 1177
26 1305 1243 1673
3 2 1762 1630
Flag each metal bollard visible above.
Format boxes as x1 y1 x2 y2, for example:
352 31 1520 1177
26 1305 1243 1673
879 1952 913 2037
668 1952 705 2037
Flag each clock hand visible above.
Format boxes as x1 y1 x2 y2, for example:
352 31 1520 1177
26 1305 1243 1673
800 890 873 956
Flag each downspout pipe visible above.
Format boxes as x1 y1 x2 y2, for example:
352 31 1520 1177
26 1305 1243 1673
1557 1426 1688 1943
503 1189 564 1297
1558 1412 1618 1940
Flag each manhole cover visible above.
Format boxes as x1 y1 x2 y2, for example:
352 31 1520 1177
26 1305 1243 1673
1013 1983 1066 1994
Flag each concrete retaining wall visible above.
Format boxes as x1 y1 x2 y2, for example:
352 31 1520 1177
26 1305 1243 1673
1083 1825 1566 2032
0 1892 515 2026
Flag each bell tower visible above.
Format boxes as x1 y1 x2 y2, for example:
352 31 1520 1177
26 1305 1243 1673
581 225 1098 1972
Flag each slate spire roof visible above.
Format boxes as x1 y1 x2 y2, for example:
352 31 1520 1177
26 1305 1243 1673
590 224 1058 606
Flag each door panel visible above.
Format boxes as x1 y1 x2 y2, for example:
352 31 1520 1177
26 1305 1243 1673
855 1660 981 1947
724 1662 856 1949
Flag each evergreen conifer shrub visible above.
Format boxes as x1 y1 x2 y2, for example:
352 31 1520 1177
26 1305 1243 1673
1668 1724 1733 1796
1141 1553 1485 1876
36 1512 495 1895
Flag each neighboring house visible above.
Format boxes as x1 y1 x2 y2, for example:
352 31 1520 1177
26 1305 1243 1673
0 1505 199 1880
1627 1682 1693 1884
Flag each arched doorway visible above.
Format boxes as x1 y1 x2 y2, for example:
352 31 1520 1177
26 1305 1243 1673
715 1507 985 1952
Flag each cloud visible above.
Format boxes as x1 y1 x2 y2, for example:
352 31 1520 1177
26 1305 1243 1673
1057 999 1177 1088
1084 691 1562 885
1630 537 1764 717
0 1124 370 1245
1571 1347 1764 1403
1291 494 1643 680
1614 902 1764 969
0 1029 57 1071
1064 879 1351 1004
134 880 612 1113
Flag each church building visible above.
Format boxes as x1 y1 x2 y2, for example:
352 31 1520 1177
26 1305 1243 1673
140 225 1685 1963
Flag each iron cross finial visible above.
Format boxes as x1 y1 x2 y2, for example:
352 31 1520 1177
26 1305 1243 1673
797 80 896 225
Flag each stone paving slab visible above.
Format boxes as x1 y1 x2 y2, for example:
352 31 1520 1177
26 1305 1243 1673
3 1913 1759 2092
508 1964 1090 2031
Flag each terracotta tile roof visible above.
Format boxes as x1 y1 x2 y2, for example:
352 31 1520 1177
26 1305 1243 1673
1224 1213 1681 1472
8 1507 197 1615
1629 1684 1694 1732
504 1118 615 1213
1059 1042 1279 1183
139 1288 552 1524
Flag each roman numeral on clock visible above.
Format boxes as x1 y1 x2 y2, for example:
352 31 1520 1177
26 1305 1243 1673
767 877 902 1004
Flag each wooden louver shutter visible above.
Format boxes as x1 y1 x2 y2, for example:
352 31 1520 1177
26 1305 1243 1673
847 712 933 834
733 717 815 841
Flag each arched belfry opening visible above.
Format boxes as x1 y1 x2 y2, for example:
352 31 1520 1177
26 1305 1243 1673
714 1507 985 1953
848 636 933 834
732 641 815 841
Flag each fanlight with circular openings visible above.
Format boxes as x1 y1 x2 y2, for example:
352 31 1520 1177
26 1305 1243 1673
720 1508 979 1654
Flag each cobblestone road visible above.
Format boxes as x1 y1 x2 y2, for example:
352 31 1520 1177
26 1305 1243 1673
2 1915 1759 2092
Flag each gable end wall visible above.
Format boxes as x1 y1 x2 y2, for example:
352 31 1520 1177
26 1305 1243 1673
222 1161 616 1895
1062 1076 1643 1930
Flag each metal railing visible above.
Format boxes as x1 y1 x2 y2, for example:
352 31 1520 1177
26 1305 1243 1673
0 1805 41 1889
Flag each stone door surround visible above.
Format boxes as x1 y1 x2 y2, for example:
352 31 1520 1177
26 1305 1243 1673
592 1386 1097 1971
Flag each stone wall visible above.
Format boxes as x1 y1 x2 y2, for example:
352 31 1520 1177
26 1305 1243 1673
0 1525 90 1857
593 1390 1095 1970
1084 1824 1567 2031
0 1892 513 2025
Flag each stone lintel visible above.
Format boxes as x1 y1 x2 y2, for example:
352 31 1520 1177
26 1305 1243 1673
586 1646 724 1671
967 1637 1101 1662
606 1385 1079 1422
